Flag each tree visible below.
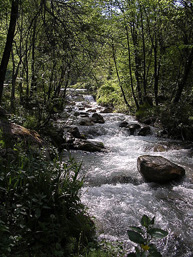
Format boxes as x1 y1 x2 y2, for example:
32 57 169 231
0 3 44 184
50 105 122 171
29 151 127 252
0 0 19 104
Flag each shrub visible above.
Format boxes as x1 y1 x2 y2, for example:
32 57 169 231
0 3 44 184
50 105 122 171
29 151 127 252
0 141 95 256
127 215 168 257
96 80 124 108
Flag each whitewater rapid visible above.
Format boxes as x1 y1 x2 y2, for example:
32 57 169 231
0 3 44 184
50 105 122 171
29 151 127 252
64 99 193 257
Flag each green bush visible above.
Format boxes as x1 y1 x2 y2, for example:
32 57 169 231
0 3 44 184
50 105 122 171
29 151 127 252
96 80 124 109
127 215 168 257
0 142 95 256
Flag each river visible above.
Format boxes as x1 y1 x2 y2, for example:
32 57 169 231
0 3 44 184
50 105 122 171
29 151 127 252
63 95 193 256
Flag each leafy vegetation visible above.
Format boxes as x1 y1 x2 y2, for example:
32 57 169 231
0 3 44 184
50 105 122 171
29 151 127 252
127 215 168 257
0 136 96 256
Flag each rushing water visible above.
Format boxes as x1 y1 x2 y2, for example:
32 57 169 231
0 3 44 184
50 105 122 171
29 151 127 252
64 97 193 257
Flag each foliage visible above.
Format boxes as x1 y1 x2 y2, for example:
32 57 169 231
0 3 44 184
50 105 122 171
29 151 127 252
0 138 96 257
135 102 155 121
78 239 126 257
97 80 124 109
127 215 168 257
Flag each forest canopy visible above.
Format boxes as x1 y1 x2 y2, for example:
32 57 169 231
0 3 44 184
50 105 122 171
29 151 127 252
0 0 193 136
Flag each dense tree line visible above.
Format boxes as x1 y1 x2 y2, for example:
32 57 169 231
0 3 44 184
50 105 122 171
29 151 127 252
0 0 102 112
97 0 193 108
0 0 193 130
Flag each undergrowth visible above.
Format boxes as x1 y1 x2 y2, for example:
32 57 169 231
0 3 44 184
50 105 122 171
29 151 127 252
0 136 96 257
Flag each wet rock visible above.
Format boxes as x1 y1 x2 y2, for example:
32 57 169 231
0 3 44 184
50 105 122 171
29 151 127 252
119 121 141 135
83 127 107 138
0 120 43 145
100 107 113 113
128 123 141 135
67 126 84 138
65 132 75 143
137 155 185 183
153 144 168 152
64 126 85 144
110 175 141 185
119 121 129 128
45 125 66 151
78 117 94 126
91 113 105 124
74 111 89 117
138 126 151 136
72 139 105 152
84 103 92 108
78 106 85 111
86 108 96 113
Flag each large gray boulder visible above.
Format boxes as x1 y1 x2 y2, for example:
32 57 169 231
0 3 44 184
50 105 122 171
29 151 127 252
72 139 105 152
138 126 151 136
91 113 105 123
119 121 129 128
119 121 141 135
78 117 94 126
128 123 141 135
137 155 185 183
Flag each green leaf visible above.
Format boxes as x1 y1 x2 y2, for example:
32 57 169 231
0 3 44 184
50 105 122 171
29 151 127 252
129 226 143 234
127 230 145 244
148 244 162 257
148 228 168 239
141 215 151 228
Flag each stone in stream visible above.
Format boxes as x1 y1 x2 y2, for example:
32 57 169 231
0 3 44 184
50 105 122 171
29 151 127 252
72 139 105 152
137 155 185 183
78 117 94 126
119 121 129 128
74 111 89 117
100 106 114 113
138 126 151 136
91 113 105 124
65 126 85 139
119 121 141 135
127 123 141 135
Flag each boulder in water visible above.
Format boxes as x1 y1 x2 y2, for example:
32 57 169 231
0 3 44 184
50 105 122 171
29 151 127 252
119 121 129 128
72 139 105 152
74 111 89 117
91 113 105 124
100 107 113 113
138 126 151 136
78 117 94 126
137 155 185 183
127 123 141 135
64 126 85 140
119 121 141 135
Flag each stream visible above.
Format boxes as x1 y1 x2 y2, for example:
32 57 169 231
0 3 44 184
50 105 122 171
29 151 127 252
63 93 193 256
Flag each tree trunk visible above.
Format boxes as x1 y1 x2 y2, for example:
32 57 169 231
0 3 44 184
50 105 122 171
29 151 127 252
0 0 19 104
154 44 159 106
111 41 131 110
125 24 139 109
173 47 193 103
140 5 147 98
54 66 66 98
30 19 37 96
131 24 143 105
